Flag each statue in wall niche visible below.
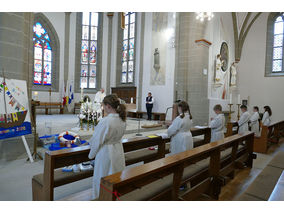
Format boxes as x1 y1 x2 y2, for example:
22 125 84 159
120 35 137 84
230 62 237 87
214 54 225 86
153 48 161 81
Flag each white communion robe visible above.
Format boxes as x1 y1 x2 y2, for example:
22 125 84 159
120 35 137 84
250 112 260 136
88 113 126 199
167 113 193 155
238 111 250 134
209 113 225 142
262 111 271 126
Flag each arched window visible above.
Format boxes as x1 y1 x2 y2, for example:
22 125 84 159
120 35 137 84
265 13 284 76
75 12 102 92
33 22 52 85
121 12 136 83
272 15 284 72
32 13 60 91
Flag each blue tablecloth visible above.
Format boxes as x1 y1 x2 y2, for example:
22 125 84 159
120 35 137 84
47 140 88 151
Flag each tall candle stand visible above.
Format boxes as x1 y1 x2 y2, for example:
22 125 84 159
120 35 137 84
228 104 233 122
237 104 241 120
80 118 83 130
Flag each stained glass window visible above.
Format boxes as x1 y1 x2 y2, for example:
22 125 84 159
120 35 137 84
272 14 284 72
121 12 136 83
80 12 99 89
33 22 52 85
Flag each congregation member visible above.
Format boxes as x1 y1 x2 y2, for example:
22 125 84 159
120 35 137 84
262 105 272 126
88 94 127 199
209 104 225 142
167 101 193 155
238 105 250 134
249 106 260 136
146 92 154 120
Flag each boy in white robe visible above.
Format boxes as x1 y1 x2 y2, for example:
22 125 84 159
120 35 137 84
209 104 225 142
250 106 260 136
262 105 272 126
238 105 250 134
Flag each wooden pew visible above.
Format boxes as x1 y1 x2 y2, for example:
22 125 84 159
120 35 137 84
73 103 81 114
36 102 64 115
127 110 166 121
32 128 211 201
253 120 284 153
99 132 255 201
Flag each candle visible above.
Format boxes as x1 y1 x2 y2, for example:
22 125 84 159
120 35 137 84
34 91 38 101
81 88 84 101
237 94 241 104
229 93 232 104
131 97 133 104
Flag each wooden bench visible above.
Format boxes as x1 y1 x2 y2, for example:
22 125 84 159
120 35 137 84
32 128 211 201
237 151 284 201
99 132 255 201
127 110 166 121
73 103 81 114
36 102 64 115
253 120 284 153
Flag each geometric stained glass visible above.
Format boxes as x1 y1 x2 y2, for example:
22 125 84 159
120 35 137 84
44 49 52 61
130 23 135 38
121 72 127 83
274 21 284 35
272 60 282 72
34 47 42 59
274 34 283 47
128 71 133 83
273 47 282 59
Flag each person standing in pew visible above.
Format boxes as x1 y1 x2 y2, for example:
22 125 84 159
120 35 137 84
250 106 260 136
146 92 154 120
88 94 127 199
261 105 272 126
209 104 225 142
167 101 193 155
238 105 250 134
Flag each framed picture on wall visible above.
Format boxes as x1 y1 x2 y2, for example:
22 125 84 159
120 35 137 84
242 100 248 106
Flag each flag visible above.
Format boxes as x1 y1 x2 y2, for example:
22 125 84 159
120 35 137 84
60 80 66 106
66 80 74 112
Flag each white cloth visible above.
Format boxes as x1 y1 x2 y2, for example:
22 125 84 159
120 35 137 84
167 113 193 155
262 111 271 126
94 91 106 104
230 65 237 86
88 113 126 199
238 111 250 134
250 112 260 136
209 113 225 142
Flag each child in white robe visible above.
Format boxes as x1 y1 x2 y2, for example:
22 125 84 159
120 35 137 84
167 101 193 155
262 105 272 126
238 105 250 134
250 106 260 136
209 104 225 142
88 94 126 200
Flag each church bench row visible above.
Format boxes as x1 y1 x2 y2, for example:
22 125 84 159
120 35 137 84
236 151 284 201
98 132 255 201
225 120 284 153
36 102 64 115
127 110 166 121
32 127 211 201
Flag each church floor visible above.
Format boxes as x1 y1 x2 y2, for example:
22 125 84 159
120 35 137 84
196 138 284 201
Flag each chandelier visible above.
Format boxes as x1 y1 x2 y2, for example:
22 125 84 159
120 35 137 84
195 12 214 22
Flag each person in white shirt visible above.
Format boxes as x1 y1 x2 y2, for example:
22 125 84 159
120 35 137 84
146 92 154 120
88 94 126 199
249 106 260 136
238 105 250 134
167 101 193 155
261 105 272 126
94 88 106 104
209 104 225 142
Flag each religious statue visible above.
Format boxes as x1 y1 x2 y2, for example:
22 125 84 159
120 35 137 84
153 48 160 72
230 62 237 87
215 54 224 86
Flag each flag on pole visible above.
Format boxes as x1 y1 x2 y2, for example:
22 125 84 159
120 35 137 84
60 80 66 106
66 80 74 112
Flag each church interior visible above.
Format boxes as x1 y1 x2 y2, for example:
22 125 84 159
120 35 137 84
1 1 284 208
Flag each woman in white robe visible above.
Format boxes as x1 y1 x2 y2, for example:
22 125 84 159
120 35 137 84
262 106 272 126
238 105 250 134
88 94 127 199
209 104 225 142
250 106 260 136
167 101 193 155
